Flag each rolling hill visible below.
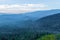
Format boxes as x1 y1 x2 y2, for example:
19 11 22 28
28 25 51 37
36 13 60 34
0 9 60 40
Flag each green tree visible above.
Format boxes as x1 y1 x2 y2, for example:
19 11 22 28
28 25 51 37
37 34 56 40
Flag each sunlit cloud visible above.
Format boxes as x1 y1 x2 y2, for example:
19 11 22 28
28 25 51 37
0 4 49 14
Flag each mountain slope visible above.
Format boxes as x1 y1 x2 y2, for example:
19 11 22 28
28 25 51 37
36 13 60 33
0 9 60 33
0 9 60 40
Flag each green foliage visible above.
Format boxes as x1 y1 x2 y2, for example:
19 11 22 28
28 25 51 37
1 32 60 40
37 34 56 40
56 34 60 40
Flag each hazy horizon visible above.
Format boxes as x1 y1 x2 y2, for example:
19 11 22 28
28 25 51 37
0 0 59 13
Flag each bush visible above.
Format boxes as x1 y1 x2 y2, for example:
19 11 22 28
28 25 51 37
37 34 56 40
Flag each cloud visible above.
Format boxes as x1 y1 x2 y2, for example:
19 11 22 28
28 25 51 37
0 4 49 14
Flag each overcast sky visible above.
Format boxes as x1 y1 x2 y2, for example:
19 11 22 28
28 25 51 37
0 0 60 13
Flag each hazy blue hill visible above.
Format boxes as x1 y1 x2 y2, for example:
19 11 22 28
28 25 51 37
23 9 60 19
0 9 60 21
0 9 60 40
36 13 60 34
0 9 60 33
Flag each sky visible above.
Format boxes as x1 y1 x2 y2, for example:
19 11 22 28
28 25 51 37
0 0 60 13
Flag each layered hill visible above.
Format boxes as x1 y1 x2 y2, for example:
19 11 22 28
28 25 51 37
36 13 60 34
0 9 60 33
0 9 60 40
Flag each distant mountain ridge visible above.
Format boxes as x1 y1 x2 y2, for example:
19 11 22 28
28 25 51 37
0 9 60 20
0 9 60 33
0 9 60 40
36 13 60 33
